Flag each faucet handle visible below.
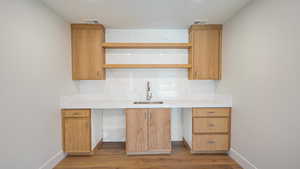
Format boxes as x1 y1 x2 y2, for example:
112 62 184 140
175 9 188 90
146 81 151 90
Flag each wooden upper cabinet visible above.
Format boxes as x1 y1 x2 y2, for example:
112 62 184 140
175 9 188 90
188 25 222 80
71 24 106 80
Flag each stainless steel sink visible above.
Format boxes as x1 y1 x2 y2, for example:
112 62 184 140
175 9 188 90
133 101 164 104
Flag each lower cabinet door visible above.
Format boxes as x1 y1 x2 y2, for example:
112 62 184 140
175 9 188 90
148 108 171 152
64 117 91 153
192 134 229 152
125 109 148 153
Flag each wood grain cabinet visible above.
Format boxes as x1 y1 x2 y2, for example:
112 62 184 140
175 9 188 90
183 107 231 153
71 24 106 80
192 108 231 153
125 108 171 155
62 109 103 155
62 109 91 154
188 25 223 80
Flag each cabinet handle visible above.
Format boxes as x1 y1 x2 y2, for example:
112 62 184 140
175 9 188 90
208 123 215 127
145 112 147 120
73 112 79 115
207 141 216 144
208 112 215 114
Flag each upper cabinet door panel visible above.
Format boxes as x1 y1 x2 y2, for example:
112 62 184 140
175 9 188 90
189 25 222 80
194 29 220 79
71 24 105 80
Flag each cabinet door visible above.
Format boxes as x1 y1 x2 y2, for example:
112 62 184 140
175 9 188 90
148 109 171 152
125 109 148 153
71 24 105 80
63 116 91 153
189 25 222 80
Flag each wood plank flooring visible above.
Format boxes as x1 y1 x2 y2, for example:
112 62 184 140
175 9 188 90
54 142 242 169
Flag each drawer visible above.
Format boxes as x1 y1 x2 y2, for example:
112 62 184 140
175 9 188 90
63 109 90 118
193 118 229 133
193 108 230 117
192 134 229 152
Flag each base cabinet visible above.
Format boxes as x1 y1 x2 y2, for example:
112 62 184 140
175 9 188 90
61 107 230 155
183 107 231 153
62 109 102 155
125 108 171 154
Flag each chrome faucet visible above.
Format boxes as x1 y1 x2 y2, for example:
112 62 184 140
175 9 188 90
146 81 152 101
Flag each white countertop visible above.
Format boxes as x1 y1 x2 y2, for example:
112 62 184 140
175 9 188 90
60 95 232 109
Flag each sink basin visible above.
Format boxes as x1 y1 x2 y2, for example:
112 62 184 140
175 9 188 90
133 101 164 104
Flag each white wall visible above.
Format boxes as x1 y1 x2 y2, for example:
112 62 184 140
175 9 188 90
0 0 77 169
217 0 300 169
79 29 217 141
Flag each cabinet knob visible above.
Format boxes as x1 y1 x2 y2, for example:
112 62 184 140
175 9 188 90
208 123 215 127
207 141 216 144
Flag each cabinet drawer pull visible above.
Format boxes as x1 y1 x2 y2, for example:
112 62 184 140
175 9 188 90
208 123 215 127
208 111 215 114
207 140 216 144
73 112 79 115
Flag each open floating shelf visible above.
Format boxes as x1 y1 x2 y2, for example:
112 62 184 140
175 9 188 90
102 42 192 69
102 43 192 49
103 64 192 69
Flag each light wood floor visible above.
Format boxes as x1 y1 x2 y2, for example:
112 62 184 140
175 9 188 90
55 142 242 169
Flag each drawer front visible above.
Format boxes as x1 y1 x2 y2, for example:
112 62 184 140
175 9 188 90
193 108 230 117
63 109 90 118
193 118 229 134
193 135 229 151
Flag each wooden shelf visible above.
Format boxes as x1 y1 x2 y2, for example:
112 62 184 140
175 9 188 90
103 64 192 69
102 43 192 49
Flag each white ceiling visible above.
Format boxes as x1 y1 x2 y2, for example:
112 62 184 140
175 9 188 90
42 0 252 29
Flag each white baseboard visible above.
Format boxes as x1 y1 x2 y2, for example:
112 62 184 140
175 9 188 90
229 148 258 169
103 139 126 142
171 138 183 141
38 151 66 169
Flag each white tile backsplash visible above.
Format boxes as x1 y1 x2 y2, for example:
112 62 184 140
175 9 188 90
106 53 188 64
106 29 188 43
79 79 216 100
